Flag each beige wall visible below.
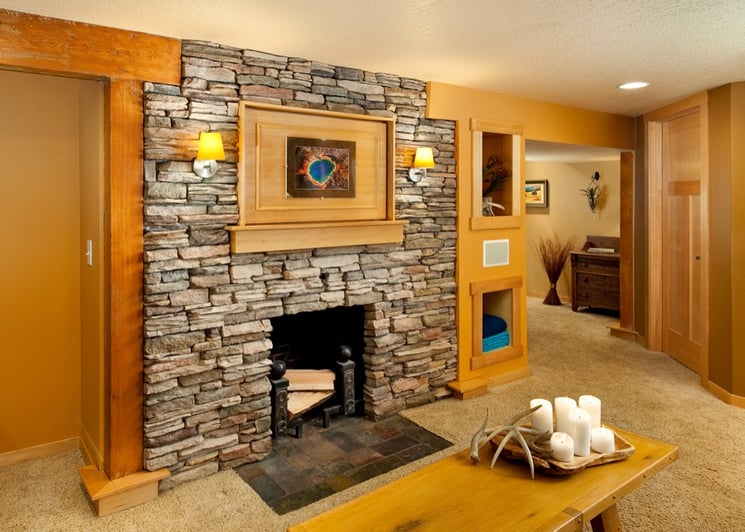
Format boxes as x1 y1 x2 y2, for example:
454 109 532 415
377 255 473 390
0 70 101 456
525 159 621 302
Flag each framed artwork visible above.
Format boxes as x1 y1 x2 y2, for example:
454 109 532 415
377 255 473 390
238 102 393 225
286 137 355 198
525 180 549 208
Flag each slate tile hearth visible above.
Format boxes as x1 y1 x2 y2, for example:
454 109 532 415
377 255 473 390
236 414 452 515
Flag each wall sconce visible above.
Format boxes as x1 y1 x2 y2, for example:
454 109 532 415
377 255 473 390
193 131 225 178
580 171 602 213
408 147 435 183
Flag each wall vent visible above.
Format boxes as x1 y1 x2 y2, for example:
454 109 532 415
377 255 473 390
483 239 509 267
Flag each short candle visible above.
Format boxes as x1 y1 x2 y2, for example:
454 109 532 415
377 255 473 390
550 432 574 462
529 398 553 433
591 426 616 453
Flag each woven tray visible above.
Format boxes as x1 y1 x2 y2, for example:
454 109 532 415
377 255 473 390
489 427 635 476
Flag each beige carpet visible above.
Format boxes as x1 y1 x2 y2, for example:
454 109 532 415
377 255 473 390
3 298 744 531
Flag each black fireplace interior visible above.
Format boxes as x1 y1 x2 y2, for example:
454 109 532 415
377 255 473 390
269 305 366 409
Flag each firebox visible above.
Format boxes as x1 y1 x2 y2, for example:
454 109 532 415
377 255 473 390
268 306 365 436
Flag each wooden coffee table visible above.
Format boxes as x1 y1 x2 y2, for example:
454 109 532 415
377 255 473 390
288 426 677 531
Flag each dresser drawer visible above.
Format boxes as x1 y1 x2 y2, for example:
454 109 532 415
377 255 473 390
576 272 619 293
574 256 620 275
575 274 619 307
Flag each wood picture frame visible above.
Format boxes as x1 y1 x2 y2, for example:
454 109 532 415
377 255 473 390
238 102 393 225
525 180 549 208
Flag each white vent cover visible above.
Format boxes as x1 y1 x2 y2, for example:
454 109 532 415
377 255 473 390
483 239 509 267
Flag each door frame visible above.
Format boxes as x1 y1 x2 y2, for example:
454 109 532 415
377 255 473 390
0 8 180 479
644 92 710 383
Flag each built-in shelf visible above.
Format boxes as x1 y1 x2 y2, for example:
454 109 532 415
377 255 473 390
470 119 524 231
227 220 407 253
470 275 523 370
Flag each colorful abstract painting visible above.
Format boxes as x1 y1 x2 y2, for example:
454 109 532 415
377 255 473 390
287 137 356 198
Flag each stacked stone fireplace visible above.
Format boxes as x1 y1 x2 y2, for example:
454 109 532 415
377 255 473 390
142 40 457 489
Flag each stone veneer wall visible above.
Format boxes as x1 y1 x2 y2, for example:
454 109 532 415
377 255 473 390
142 40 457 489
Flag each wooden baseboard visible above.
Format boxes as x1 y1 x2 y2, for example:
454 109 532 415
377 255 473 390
0 437 80 468
705 380 745 409
487 366 532 386
608 323 640 342
79 465 171 516
79 426 104 471
447 377 489 400
448 367 531 400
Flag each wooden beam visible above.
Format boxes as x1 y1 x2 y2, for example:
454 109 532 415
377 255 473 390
0 9 180 84
107 79 145 479
619 151 635 331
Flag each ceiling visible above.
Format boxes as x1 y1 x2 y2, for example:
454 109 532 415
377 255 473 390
2 1 743 161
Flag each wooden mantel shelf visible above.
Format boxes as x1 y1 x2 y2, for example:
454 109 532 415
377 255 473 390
227 220 407 253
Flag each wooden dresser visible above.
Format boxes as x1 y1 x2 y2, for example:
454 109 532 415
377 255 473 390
570 235 620 312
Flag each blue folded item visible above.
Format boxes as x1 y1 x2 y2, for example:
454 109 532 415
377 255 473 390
483 331 510 352
483 314 507 337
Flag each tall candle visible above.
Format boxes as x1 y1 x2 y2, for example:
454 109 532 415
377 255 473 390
530 398 553 433
569 408 592 457
550 432 574 462
591 426 616 453
578 395 602 428
554 396 577 434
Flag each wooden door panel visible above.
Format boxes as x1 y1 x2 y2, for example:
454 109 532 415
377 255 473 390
661 109 703 373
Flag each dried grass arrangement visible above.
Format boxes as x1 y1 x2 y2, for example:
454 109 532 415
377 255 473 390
534 232 575 305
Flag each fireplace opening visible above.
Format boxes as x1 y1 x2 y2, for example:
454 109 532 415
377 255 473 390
268 306 366 436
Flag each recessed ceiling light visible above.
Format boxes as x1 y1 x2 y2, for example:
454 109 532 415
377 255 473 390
618 81 650 90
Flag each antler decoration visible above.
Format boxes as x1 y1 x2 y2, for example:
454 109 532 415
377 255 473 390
470 405 552 479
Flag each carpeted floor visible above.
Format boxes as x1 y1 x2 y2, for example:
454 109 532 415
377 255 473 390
2 297 745 531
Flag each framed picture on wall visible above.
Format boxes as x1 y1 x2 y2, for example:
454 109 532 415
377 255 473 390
525 180 549 208
286 137 356 198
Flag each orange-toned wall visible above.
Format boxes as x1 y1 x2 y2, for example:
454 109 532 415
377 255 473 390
708 82 745 397
426 82 635 386
78 80 106 468
0 70 83 454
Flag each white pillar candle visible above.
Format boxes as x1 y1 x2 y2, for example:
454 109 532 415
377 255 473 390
569 408 592 457
554 396 577 434
530 398 553 433
578 395 602 428
591 426 616 454
550 432 574 462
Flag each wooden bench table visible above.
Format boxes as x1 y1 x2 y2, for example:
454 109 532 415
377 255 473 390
289 426 677 531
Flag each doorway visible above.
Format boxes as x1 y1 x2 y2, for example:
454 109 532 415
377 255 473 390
0 70 105 466
524 140 624 306
646 95 709 378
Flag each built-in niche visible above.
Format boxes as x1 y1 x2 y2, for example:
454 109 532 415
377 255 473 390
470 119 523 230
470 276 523 369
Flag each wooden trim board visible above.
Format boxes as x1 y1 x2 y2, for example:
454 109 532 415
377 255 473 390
0 437 80 468
79 465 170 516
